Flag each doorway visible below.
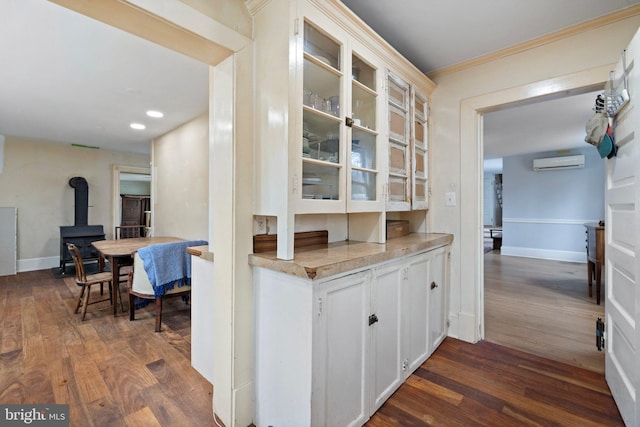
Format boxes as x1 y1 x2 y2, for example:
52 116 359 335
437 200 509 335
111 165 150 239
479 88 607 372
458 64 611 345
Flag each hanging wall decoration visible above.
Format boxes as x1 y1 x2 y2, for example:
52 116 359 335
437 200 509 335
584 50 631 159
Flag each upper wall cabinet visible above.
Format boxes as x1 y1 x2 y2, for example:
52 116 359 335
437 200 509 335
386 72 430 212
301 21 384 213
252 0 435 259
412 88 429 210
386 71 411 211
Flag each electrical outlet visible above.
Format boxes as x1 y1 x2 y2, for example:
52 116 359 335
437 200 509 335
254 216 267 234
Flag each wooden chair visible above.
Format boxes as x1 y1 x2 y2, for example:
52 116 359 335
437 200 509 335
113 225 144 286
67 243 121 320
127 251 191 332
115 225 144 239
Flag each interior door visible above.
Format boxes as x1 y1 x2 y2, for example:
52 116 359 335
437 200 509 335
120 196 147 226
605 28 640 427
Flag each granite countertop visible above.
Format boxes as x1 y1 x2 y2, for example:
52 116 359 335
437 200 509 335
248 233 453 280
187 245 214 262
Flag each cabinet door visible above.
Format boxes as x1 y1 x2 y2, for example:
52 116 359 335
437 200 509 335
412 88 429 210
370 262 404 412
348 45 383 212
386 71 411 211
300 19 345 210
403 253 430 374
429 247 448 354
314 271 370 427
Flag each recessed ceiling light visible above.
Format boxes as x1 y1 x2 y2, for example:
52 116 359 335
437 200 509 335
146 110 164 118
130 123 146 130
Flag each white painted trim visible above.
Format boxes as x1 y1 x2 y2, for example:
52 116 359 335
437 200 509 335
112 165 151 239
460 64 612 344
18 256 60 273
503 218 601 225
447 313 459 339
500 246 586 263
126 0 251 51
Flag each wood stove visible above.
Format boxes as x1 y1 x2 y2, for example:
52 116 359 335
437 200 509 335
59 177 105 273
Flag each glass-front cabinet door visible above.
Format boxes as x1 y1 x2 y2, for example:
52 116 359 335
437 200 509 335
298 20 382 213
301 21 343 208
412 89 428 210
386 71 411 211
349 52 381 210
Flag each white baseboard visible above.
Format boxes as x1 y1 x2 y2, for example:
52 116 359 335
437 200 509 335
457 311 480 343
17 256 59 273
500 246 586 263
233 381 254 427
447 312 459 339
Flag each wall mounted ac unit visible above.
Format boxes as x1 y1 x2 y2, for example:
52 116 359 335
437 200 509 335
533 154 585 171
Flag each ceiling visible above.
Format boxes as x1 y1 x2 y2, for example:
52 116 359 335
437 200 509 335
1 0 638 158
0 0 209 154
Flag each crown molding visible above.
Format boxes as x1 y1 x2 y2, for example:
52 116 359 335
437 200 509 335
245 0 271 16
427 4 640 80
314 0 436 94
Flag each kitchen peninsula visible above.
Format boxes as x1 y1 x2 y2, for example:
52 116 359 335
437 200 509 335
250 232 453 426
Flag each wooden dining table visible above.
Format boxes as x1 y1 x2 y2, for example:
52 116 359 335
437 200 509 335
92 236 184 315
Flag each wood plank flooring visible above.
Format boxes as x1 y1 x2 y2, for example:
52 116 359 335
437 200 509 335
484 251 605 373
2 259 620 427
367 338 622 426
367 252 619 426
0 269 215 427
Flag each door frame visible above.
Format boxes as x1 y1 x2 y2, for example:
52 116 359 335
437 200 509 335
112 164 151 239
460 65 612 341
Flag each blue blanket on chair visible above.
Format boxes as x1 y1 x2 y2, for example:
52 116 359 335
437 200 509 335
138 240 208 298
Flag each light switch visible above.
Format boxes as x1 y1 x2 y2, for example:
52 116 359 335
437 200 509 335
445 191 456 207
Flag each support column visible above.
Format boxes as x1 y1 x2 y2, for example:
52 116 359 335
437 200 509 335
210 45 254 426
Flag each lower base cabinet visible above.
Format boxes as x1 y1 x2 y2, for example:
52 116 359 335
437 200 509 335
254 245 450 427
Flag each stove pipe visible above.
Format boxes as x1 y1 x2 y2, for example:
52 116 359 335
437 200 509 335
69 176 89 226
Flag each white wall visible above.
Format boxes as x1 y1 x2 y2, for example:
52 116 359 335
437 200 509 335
120 179 150 196
501 147 604 262
429 16 640 342
0 136 150 272
152 112 209 240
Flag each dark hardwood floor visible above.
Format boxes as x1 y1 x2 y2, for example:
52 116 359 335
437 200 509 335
368 252 621 426
367 338 623 426
0 269 214 427
1 268 623 426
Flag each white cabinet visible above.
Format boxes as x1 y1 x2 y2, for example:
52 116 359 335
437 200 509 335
313 271 370 427
386 71 411 210
386 72 430 211
428 246 449 352
400 245 449 376
253 244 449 427
254 1 389 259
253 0 437 260
412 89 429 210
402 253 430 374
369 262 404 412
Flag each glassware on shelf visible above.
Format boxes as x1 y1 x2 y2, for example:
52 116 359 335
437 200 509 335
352 80 376 129
304 22 340 71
